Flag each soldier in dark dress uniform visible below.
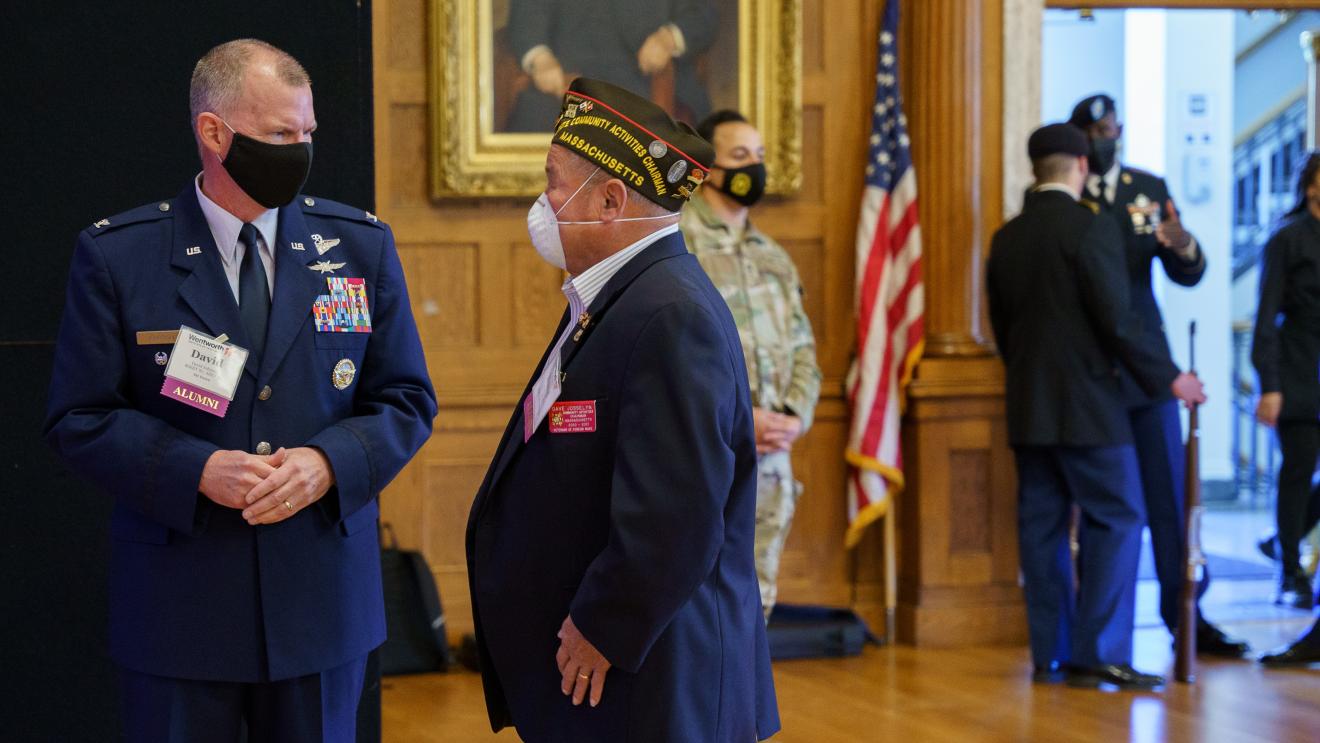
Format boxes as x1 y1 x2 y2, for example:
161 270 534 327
1069 94 1249 657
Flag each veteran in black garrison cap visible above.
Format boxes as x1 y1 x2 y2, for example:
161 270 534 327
553 77 714 211
465 75 781 742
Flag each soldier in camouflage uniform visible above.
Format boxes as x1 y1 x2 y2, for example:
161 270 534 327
681 110 822 617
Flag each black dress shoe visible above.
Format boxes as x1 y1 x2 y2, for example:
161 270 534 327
1196 620 1250 657
1065 664 1165 690
1276 572 1315 610
1258 535 1280 562
1032 661 1064 684
1259 624 1320 667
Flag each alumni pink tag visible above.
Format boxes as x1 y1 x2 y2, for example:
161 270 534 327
548 400 596 434
161 377 231 417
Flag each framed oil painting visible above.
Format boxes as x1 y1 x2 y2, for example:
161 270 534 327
429 0 801 198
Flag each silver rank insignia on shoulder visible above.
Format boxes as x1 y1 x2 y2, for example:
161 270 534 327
311 233 341 255
332 358 356 390
93 218 110 228
186 246 202 256
309 260 347 275
364 211 378 222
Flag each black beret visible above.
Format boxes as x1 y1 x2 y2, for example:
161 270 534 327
1068 93 1117 128
1027 123 1089 160
553 78 714 210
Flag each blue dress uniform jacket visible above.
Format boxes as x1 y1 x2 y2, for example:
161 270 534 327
466 233 780 742
1091 167 1204 405
43 184 437 683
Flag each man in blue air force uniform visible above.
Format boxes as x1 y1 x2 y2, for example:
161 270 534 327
1068 93 1248 658
43 39 436 741
467 78 780 742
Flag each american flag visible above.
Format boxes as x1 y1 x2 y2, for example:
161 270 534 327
845 0 924 549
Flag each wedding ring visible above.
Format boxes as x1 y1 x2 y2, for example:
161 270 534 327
577 672 590 680
284 500 293 511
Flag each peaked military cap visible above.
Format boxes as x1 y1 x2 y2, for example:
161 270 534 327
1068 93 1117 129
1028 123 1090 160
553 78 714 211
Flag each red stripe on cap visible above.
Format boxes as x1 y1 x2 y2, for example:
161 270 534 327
567 91 710 173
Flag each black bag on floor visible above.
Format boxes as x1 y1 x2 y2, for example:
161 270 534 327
379 523 451 675
765 604 876 660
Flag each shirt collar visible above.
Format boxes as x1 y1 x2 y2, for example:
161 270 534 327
688 191 759 238
1032 182 1080 201
194 173 279 263
566 222 679 310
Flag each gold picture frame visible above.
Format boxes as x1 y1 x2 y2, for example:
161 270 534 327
429 0 801 199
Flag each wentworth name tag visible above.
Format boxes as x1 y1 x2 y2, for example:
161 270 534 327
159 326 248 417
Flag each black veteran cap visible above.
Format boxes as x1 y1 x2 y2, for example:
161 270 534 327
1068 93 1117 128
1028 123 1090 160
554 78 714 211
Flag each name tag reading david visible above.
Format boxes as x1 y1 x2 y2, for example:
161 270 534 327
159 326 248 417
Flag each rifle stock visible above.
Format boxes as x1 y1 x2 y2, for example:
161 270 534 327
1174 321 1204 683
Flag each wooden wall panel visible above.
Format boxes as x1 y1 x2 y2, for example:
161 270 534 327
374 0 882 640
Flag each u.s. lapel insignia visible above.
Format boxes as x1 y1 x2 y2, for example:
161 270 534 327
186 246 202 256
573 311 591 342
332 358 357 390
309 260 347 275
290 241 306 251
1121 172 1133 185
311 233 341 255
93 218 110 229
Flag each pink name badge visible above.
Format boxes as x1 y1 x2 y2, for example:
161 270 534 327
548 400 596 434
161 377 231 416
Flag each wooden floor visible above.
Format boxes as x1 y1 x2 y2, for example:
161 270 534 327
382 614 1320 743
385 513 1320 742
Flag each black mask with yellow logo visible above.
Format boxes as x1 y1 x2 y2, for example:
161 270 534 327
716 162 767 207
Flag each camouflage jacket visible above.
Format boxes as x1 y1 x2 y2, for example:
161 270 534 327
680 193 822 430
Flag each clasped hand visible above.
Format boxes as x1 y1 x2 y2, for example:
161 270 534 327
198 447 335 525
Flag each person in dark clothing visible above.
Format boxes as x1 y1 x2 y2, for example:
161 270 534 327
1251 151 1320 610
1068 93 1248 657
988 123 1206 690
504 0 718 131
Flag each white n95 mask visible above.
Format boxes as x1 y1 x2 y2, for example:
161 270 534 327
527 168 676 270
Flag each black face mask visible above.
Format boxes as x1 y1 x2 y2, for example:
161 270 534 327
220 123 313 209
1088 137 1118 176
716 162 767 207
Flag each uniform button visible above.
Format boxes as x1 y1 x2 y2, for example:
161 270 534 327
258 385 272 401
304 197 315 207
158 202 171 212
256 441 272 455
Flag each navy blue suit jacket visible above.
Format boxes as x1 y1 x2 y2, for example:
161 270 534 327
466 233 780 742
43 184 437 682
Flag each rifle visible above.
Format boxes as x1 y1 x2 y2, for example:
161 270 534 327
1174 321 1205 683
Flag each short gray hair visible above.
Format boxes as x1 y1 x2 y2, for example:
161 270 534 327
189 39 310 123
